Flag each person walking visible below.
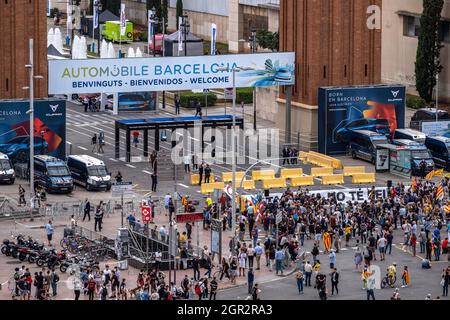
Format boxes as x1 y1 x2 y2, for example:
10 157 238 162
18 185 26 206
87 276 96 301
151 172 157 192
192 257 200 281
330 268 339 295
73 276 82 300
304 261 313 287
247 268 254 294
50 269 59 296
426 238 432 261
366 272 376 300
83 96 89 112
295 269 304 294
98 131 105 154
401 266 410 288
329 249 336 269
204 164 212 184
195 101 202 117
251 283 260 300
209 277 218 300
442 267 450 297
132 131 140 148
45 220 53 246
175 94 181 115
83 198 91 222
275 247 285 275
94 202 104 232
255 242 263 270
184 154 190 173
91 134 97 153
198 162 204 185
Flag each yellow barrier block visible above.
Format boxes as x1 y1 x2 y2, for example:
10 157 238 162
242 180 256 190
291 176 314 187
190 174 200 185
299 151 309 161
280 168 303 179
200 182 224 194
343 166 366 177
322 174 344 185
262 178 287 189
252 170 276 181
222 171 246 182
311 167 334 177
309 151 343 169
352 173 376 184
307 153 334 168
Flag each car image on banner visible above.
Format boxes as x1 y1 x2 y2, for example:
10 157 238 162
0 100 66 163
106 92 157 112
318 85 406 155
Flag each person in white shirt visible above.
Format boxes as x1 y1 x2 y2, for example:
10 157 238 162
377 235 387 261
183 155 190 173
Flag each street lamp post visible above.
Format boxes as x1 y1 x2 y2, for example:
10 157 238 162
250 30 257 131
149 7 159 57
24 39 43 220
93 0 102 54
181 14 190 56
217 66 253 254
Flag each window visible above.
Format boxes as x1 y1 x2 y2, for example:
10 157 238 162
365 64 368 77
323 66 327 79
440 21 450 43
403 16 420 37
6 78 8 92
344 65 347 78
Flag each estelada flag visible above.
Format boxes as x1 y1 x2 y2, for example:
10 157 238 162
410 177 417 192
436 181 445 200
323 232 331 251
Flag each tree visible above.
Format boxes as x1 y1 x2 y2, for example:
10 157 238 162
100 0 120 17
415 0 444 103
176 0 183 30
255 30 279 52
146 0 168 33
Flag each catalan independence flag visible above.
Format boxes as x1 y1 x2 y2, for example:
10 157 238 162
411 177 418 192
425 168 444 180
436 181 445 200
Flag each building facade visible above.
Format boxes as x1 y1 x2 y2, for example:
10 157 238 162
273 0 382 148
381 0 450 102
0 0 48 99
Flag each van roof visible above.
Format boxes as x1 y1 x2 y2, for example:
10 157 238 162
393 139 422 146
427 136 450 143
352 130 386 137
68 155 105 167
34 155 64 163
395 128 426 137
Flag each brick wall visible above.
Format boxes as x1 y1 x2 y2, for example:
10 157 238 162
0 0 48 99
279 0 382 106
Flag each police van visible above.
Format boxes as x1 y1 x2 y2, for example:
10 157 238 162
0 152 15 184
348 130 389 164
424 136 450 171
34 155 73 193
393 129 427 144
67 155 111 191
392 139 434 175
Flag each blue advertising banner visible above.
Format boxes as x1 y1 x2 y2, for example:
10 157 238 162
318 85 406 155
0 100 66 162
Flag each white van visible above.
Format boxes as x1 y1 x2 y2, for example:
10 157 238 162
67 155 111 191
0 152 15 184
393 129 427 144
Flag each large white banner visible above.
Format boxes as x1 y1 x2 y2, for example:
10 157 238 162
421 121 450 136
47 52 295 94
261 187 388 203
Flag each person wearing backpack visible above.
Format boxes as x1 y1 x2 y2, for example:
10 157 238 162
99 284 108 300
251 283 260 300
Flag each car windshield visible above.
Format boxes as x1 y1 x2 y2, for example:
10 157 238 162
371 137 388 146
411 150 431 159
47 166 70 177
87 166 108 176
0 159 12 170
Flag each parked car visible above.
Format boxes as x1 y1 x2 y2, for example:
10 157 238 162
106 92 155 111
411 108 450 121
335 118 391 143
0 136 48 163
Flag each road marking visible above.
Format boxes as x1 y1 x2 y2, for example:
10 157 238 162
125 164 136 168
77 146 88 151
142 170 153 175
178 183 190 189
109 158 118 162
340 248 348 251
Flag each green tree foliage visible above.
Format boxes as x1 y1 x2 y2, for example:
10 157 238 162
415 0 444 103
99 0 120 17
255 30 279 52
176 0 183 30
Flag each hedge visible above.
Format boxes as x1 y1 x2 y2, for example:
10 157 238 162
406 94 427 109
179 92 217 108
235 88 254 104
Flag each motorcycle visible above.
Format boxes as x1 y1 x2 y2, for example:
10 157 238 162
1 239 16 256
